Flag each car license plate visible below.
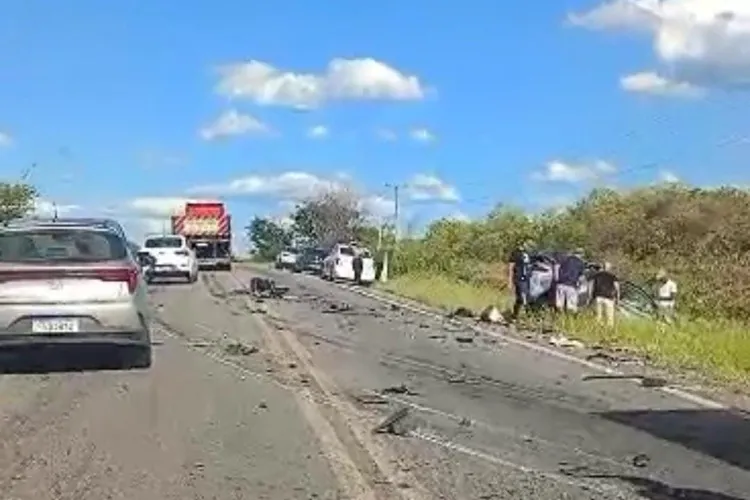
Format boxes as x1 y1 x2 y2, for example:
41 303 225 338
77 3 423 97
31 319 79 334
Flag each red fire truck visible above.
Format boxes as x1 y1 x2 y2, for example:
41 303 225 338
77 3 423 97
171 201 232 271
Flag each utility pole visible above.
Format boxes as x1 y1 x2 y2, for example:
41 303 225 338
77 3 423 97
385 182 402 242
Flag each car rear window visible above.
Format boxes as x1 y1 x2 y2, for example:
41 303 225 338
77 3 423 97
0 229 128 262
144 237 183 249
339 246 355 256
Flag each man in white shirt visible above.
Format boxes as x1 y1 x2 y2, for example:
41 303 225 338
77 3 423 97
655 269 677 322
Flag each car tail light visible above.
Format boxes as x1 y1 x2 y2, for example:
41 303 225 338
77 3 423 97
93 267 139 294
175 250 189 256
0 267 139 294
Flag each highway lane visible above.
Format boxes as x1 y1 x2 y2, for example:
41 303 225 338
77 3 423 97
226 265 750 500
0 279 342 500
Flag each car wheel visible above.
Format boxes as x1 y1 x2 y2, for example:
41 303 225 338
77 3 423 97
123 345 152 369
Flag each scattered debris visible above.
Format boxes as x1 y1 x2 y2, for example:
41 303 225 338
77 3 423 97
640 376 668 388
458 417 472 427
447 307 474 319
549 334 585 349
373 407 411 435
582 374 669 388
389 304 400 311
428 333 447 340
224 342 259 356
248 277 289 298
287 362 297 369
418 323 430 329
454 335 475 344
322 302 352 314
381 384 420 396
188 340 213 348
631 453 650 468
354 394 389 405
257 401 268 409
478 305 504 324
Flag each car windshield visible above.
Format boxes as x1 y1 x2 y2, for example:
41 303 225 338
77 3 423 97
0 228 128 262
144 237 183 249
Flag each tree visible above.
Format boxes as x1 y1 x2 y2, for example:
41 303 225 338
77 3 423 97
291 188 365 247
0 182 37 223
246 217 291 260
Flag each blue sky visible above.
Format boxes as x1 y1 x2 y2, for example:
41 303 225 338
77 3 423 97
1 0 748 248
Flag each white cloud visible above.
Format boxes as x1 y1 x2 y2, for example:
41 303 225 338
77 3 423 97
532 160 617 183
361 195 394 219
33 199 80 217
189 171 343 200
0 131 13 147
376 128 398 141
307 125 329 139
406 174 460 202
620 71 704 97
214 58 427 109
126 197 220 218
199 109 269 140
658 169 681 183
569 1 750 93
410 128 436 143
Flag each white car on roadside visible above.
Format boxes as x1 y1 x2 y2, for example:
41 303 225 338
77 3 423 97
275 248 298 270
140 235 198 283
321 243 376 284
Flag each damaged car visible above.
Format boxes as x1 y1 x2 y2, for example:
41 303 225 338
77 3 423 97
527 251 659 319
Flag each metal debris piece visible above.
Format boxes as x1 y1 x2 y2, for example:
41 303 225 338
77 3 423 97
631 453 650 468
373 407 410 435
354 394 389 405
381 383 420 396
224 342 259 356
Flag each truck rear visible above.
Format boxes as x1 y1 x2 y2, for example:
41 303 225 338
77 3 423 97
171 202 232 271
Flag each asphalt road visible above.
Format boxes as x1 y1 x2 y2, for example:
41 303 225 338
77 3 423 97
0 269 747 499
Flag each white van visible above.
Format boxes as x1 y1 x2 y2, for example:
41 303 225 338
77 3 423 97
140 235 198 283
321 243 375 284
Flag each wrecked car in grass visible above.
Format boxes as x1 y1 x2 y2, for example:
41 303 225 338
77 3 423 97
527 251 659 319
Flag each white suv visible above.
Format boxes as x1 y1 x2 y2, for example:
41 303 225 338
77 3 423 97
140 235 198 283
322 243 375 284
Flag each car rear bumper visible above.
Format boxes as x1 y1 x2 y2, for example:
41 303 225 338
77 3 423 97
0 301 146 334
0 330 150 348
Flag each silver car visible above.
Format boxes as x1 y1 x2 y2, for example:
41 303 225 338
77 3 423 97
0 220 152 369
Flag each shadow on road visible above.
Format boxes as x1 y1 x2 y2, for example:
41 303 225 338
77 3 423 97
583 473 748 500
0 345 145 374
600 409 750 472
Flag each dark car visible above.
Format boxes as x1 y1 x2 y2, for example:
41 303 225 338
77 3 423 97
294 247 327 274
527 250 658 319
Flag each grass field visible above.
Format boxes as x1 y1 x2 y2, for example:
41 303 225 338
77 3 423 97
380 273 750 387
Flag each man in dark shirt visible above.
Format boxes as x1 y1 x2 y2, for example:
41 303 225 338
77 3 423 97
507 240 532 320
555 247 586 314
591 261 619 326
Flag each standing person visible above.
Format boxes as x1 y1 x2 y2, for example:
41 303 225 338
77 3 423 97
507 240 532 320
591 262 620 327
352 250 363 285
655 269 677 322
555 248 587 314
